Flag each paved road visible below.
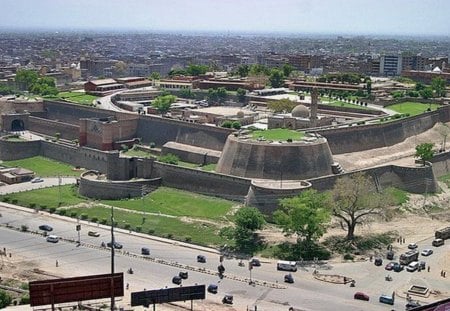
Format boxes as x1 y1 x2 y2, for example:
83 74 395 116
0 177 77 195
0 205 448 311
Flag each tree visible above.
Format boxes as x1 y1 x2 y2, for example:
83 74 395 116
231 121 241 130
150 72 161 80
415 82 425 91
0 290 12 309
431 77 447 97
15 69 38 90
282 64 294 78
186 64 209 76
237 65 250 77
269 69 285 88
236 88 247 103
233 207 265 251
415 143 434 165
207 87 227 103
420 87 434 99
179 88 194 99
267 98 297 113
366 80 372 95
274 190 330 246
113 61 128 77
152 94 176 115
331 173 393 240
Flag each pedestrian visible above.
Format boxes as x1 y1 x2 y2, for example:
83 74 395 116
403 238 405 244
56 260 59 267
427 266 430 272
444 271 447 278
126 283 129 290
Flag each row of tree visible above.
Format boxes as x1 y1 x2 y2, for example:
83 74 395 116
14 69 58 96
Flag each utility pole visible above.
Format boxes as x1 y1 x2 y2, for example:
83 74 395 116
110 205 115 311
58 174 62 206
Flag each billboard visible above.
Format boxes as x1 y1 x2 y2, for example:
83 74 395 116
131 285 205 307
29 273 124 307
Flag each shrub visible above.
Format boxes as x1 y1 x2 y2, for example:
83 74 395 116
19 296 30 305
121 144 129 152
149 142 156 148
344 253 354 260
28 203 36 208
70 211 77 217
124 223 131 230
159 153 179 165
91 217 98 223
80 213 88 220
20 225 29 232
11 199 18 204
135 226 142 232
48 207 56 214
167 233 173 239
58 209 66 216
231 121 241 130
221 120 233 128
2 197 10 202
185 236 192 242
148 229 155 234
100 218 108 225
40 205 47 210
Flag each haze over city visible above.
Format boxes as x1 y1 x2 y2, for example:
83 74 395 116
1 0 450 36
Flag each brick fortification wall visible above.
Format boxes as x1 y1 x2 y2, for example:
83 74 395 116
136 115 232 151
29 116 79 140
216 135 333 180
43 100 113 125
431 150 450 178
0 140 41 160
309 163 437 194
315 106 450 154
79 171 161 200
152 162 251 201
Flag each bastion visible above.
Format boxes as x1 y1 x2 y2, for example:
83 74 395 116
216 133 334 180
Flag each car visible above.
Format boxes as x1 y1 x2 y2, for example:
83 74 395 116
31 177 44 183
379 294 394 305
46 235 59 243
207 284 218 294
250 258 261 267
419 261 426 270
386 250 394 260
374 257 383 266
88 231 100 237
406 301 421 310
354 292 370 301
179 271 188 279
222 294 233 304
106 241 123 249
39 224 53 232
393 262 404 272
197 255 206 263
141 247 150 255
172 275 182 285
385 262 395 271
406 261 419 272
408 243 418 249
432 238 444 247
421 249 433 256
284 274 294 283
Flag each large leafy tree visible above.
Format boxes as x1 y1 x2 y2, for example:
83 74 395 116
267 98 297 113
269 69 285 88
233 207 266 252
236 88 247 103
274 190 330 246
431 77 447 97
237 65 250 77
331 173 393 240
282 64 294 78
186 64 209 76
415 142 434 165
15 69 38 90
152 94 176 115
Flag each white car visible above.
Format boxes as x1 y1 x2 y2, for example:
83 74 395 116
421 249 433 256
31 177 44 183
46 235 59 243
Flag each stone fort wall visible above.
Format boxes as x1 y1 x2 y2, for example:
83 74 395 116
29 116 79 140
0 139 41 160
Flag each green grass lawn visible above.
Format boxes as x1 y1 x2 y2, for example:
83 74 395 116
122 148 155 158
102 187 233 220
320 97 371 110
2 156 84 177
46 92 98 105
0 185 85 208
385 187 409 205
65 206 230 246
2 136 26 142
388 102 440 116
252 129 304 141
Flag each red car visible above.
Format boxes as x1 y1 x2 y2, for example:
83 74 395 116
354 292 370 301
385 262 395 270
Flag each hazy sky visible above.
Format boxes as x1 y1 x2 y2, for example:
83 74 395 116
1 0 449 36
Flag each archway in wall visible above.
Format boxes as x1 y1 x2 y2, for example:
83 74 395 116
11 119 24 131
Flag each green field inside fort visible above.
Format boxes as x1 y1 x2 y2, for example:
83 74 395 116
388 101 441 116
45 91 98 105
1 156 85 177
320 96 373 110
0 185 235 246
251 128 304 141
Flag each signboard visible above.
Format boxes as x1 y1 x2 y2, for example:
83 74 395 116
29 273 123 307
131 285 205 307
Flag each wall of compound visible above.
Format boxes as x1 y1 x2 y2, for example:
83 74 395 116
0 140 41 160
29 116 79 140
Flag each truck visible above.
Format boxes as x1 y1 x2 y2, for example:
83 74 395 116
399 250 419 265
435 227 450 240
277 260 297 272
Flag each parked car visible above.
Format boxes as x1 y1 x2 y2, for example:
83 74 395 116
179 271 188 279
207 284 218 294
88 231 100 237
386 250 394 260
408 243 418 249
172 275 182 285
197 255 206 263
406 261 419 272
379 294 394 305
421 249 433 256
419 261 426 270
46 235 59 243
284 274 294 283
354 292 370 301
432 238 444 247
250 258 261 267
393 262 404 272
406 301 421 310
31 177 44 183
106 241 123 249
141 247 150 255
374 257 383 266
385 262 395 271
222 294 233 304
39 224 53 232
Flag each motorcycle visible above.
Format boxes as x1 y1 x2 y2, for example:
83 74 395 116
127 268 134 274
238 260 245 267
385 275 392 281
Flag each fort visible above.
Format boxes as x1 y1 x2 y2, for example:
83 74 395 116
1 96 449 213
